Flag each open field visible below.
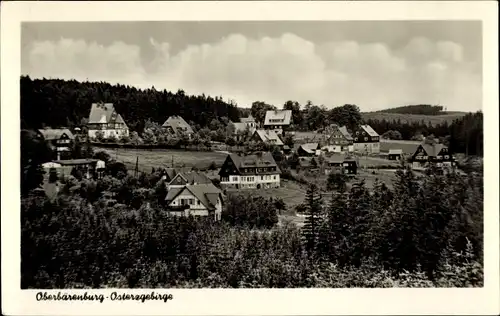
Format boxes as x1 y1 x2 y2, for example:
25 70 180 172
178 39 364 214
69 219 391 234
227 179 307 208
96 147 227 173
362 111 467 125
380 139 420 154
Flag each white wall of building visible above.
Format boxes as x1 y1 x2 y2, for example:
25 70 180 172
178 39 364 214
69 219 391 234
167 191 222 219
220 173 280 188
88 128 129 139
354 142 380 154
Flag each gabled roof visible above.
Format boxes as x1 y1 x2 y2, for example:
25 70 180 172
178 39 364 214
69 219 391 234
389 149 403 155
360 125 379 137
38 128 75 141
299 143 320 154
418 143 447 157
253 130 284 146
162 116 194 134
165 183 222 210
227 152 280 173
298 157 317 168
88 103 127 126
240 115 256 124
169 171 212 186
338 126 353 140
264 110 292 126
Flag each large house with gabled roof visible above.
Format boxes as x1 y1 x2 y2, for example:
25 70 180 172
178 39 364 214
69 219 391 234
219 152 281 189
87 103 129 140
323 124 354 153
352 124 380 154
263 110 293 134
410 143 455 170
165 183 223 220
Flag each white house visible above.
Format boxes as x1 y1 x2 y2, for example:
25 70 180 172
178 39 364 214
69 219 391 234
263 110 292 134
165 183 223 220
218 152 281 189
232 115 257 140
87 103 129 140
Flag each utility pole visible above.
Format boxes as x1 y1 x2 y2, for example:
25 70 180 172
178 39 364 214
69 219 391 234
171 155 174 168
134 156 139 177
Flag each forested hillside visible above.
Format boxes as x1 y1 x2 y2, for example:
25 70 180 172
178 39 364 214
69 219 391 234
20 76 240 133
373 104 449 115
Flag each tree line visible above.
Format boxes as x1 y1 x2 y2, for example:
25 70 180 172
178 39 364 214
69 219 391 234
373 104 445 115
21 158 483 288
21 76 482 155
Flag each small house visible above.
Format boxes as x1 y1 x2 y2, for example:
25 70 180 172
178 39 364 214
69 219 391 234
251 129 284 147
296 143 321 157
410 143 455 170
48 159 105 180
38 128 75 160
388 149 403 160
162 115 194 137
343 157 358 175
324 124 354 152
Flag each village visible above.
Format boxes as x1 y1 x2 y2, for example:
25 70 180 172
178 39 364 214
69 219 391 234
31 101 459 223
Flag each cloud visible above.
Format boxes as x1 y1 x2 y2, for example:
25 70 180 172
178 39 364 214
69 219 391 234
23 34 481 112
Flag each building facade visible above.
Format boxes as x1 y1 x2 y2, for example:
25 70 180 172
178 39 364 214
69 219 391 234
38 128 75 160
352 125 380 154
251 129 284 147
162 115 194 137
263 110 293 134
87 103 129 140
165 183 223 220
323 124 354 153
219 152 281 189
410 143 455 170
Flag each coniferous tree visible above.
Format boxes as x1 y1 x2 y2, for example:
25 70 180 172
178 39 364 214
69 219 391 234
302 183 323 256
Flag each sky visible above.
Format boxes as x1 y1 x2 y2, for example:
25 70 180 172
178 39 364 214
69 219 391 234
21 21 482 112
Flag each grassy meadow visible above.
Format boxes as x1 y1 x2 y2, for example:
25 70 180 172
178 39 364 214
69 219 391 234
361 111 467 125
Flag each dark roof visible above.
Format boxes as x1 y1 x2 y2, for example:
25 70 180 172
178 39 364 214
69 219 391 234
228 152 280 173
418 143 447 157
299 143 320 154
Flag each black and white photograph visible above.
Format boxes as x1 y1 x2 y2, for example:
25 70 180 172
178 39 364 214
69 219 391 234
2 1 499 315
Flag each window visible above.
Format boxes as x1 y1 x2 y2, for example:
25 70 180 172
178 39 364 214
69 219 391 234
189 199 195 205
273 176 276 180
261 176 264 180
354 137 358 141
356 131 359 135
364 137 368 141
197 200 201 205
444 155 449 159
